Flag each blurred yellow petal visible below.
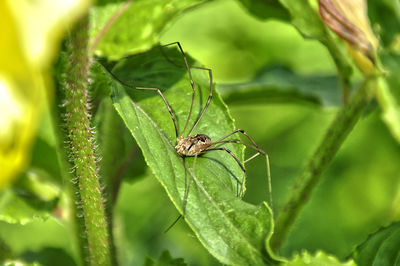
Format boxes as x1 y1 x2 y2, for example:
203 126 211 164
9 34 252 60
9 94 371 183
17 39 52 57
0 0 91 189
319 0 378 75
8 0 92 68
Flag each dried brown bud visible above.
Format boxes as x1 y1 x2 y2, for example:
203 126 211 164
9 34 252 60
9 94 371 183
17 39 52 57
319 0 378 74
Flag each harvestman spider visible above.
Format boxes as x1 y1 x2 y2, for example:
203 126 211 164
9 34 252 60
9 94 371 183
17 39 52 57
105 42 272 224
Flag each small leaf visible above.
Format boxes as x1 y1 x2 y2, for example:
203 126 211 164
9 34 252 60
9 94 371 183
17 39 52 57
0 170 60 225
219 66 342 107
0 189 50 225
284 250 356 266
98 46 279 265
236 0 290 21
144 250 187 266
0 216 75 261
90 0 208 59
353 221 400 266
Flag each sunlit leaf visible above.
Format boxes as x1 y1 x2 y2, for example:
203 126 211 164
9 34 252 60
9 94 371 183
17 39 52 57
0 189 50 225
90 0 208 59
284 251 356 266
353 221 400 266
0 217 76 263
98 45 279 265
0 170 60 225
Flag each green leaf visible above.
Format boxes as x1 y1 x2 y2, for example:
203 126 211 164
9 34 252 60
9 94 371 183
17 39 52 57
97 45 279 265
278 0 325 39
284 251 356 266
90 0 208 59
236 0 290 20
0 171 60 225
144 250 187 266
219 66 342 106
20 247 77 266
353 221 400 266
0 217 77 264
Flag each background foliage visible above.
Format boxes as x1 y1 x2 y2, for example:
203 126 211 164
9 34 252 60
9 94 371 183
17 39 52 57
1 0 400 265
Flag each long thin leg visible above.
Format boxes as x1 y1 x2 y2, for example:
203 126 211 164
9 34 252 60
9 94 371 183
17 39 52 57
182 155 196 215
208 139 273 213
160 42 196 138
213 129 259 149
164 215 181 233
164 155 196 233
136 87 178 138
160 42 213 137
205 147 246 197
211 129 264 195
188 66 212 137
99 60 180 138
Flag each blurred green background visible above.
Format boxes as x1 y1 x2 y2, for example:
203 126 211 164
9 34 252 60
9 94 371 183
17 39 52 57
2 0 400 265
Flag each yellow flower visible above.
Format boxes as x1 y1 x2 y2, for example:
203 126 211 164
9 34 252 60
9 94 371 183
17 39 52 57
0 0 91 189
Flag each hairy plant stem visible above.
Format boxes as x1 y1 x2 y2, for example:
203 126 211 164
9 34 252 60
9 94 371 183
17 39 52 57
63 15 111 265
272 76 377 251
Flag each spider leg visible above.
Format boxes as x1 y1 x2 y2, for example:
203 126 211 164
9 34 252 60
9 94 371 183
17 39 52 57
164 155 195 233
182 155 196 215
160 42 213 137
187 66 212 137
136 87 178 138
164 214 181 233
213 129 259 149
160 42 195 138
209 139 273 213
99 60 180 139
205 147 246 197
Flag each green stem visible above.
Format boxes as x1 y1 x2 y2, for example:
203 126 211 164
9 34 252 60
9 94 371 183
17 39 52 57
323 35 353 104
63 15 112 266
50 89 89 265
271 77 377 251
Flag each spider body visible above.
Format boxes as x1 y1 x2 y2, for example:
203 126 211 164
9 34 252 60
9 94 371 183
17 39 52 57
175 134 212 156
